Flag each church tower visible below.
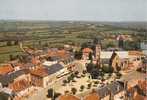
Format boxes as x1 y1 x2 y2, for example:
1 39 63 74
95 44 101 59
93 37 102 67
95 44 101 67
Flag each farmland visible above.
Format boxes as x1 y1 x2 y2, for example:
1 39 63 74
0 21 146 63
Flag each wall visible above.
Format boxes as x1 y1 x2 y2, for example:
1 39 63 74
31 75 43 87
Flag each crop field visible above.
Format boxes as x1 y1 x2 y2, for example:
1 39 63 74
0 21 146 63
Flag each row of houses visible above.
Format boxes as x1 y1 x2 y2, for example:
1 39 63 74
0 64 70 99
0 48 75 99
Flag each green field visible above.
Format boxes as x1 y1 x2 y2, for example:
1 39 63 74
0 21 146 63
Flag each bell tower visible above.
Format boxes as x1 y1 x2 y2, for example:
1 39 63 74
93 37 102 67
95 44 101 59
95 44 101 67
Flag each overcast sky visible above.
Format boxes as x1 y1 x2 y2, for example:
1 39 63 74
0 0 147 21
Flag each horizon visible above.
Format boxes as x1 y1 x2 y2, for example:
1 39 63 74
0 19 147 23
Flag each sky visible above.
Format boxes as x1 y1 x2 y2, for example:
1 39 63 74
0 0 147 21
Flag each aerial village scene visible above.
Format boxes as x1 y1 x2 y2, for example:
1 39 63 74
0 0 147 100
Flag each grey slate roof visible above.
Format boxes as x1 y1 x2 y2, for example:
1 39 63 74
46 63 64 75
47 56 61 61
0 69 29 87
96 81 124 98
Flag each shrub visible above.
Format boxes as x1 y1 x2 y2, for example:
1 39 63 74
7 41 12 46
116 66 121 72
70 73 75 79
71 88 77 95
80 85 85 91
74 71 79 76
94 81 99 84
67 76 72 83
87 83 92 89
81 74 86 77
102 65 113 73
74 50 82 60
63 80 67 86
47 88 53 98
116 72 122 79
82 70 87 74
54 92 61 99
101 78 105 82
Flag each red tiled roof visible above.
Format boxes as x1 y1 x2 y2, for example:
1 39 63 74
82 48 93 53
138 80 147 92
133 91 145 100
59 94 80 100
30 67 48 77
127 86 134 94
48 50 56 57
0 64 14 75
84 90 100 100
128 51 144 56
9 79 30 92
32 57 40 65
48 49 69 59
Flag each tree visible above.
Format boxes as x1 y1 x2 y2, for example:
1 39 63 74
81 42 88 49
89 52 93 61
80 85 85 91
116 72 122 79
62 80 67 86
93 36 102 45
70 73 75 81
38 40 42 46
102 65 114 73
87 83 92 89
101 78 105 82
118 39 124 48
14 40 19 45
67 76 72 83
43 42 49 47
91 68 99 79
82 70 87 75
94 81 99 85
116 64 121 72
86 62 95 73
54 92 61 99
74 71 79 77
107 41 116 48
9 54 14 61
47 88 53 98
124 41 140 50
7 41 12 46
71 88 77 95
74 50 82 60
